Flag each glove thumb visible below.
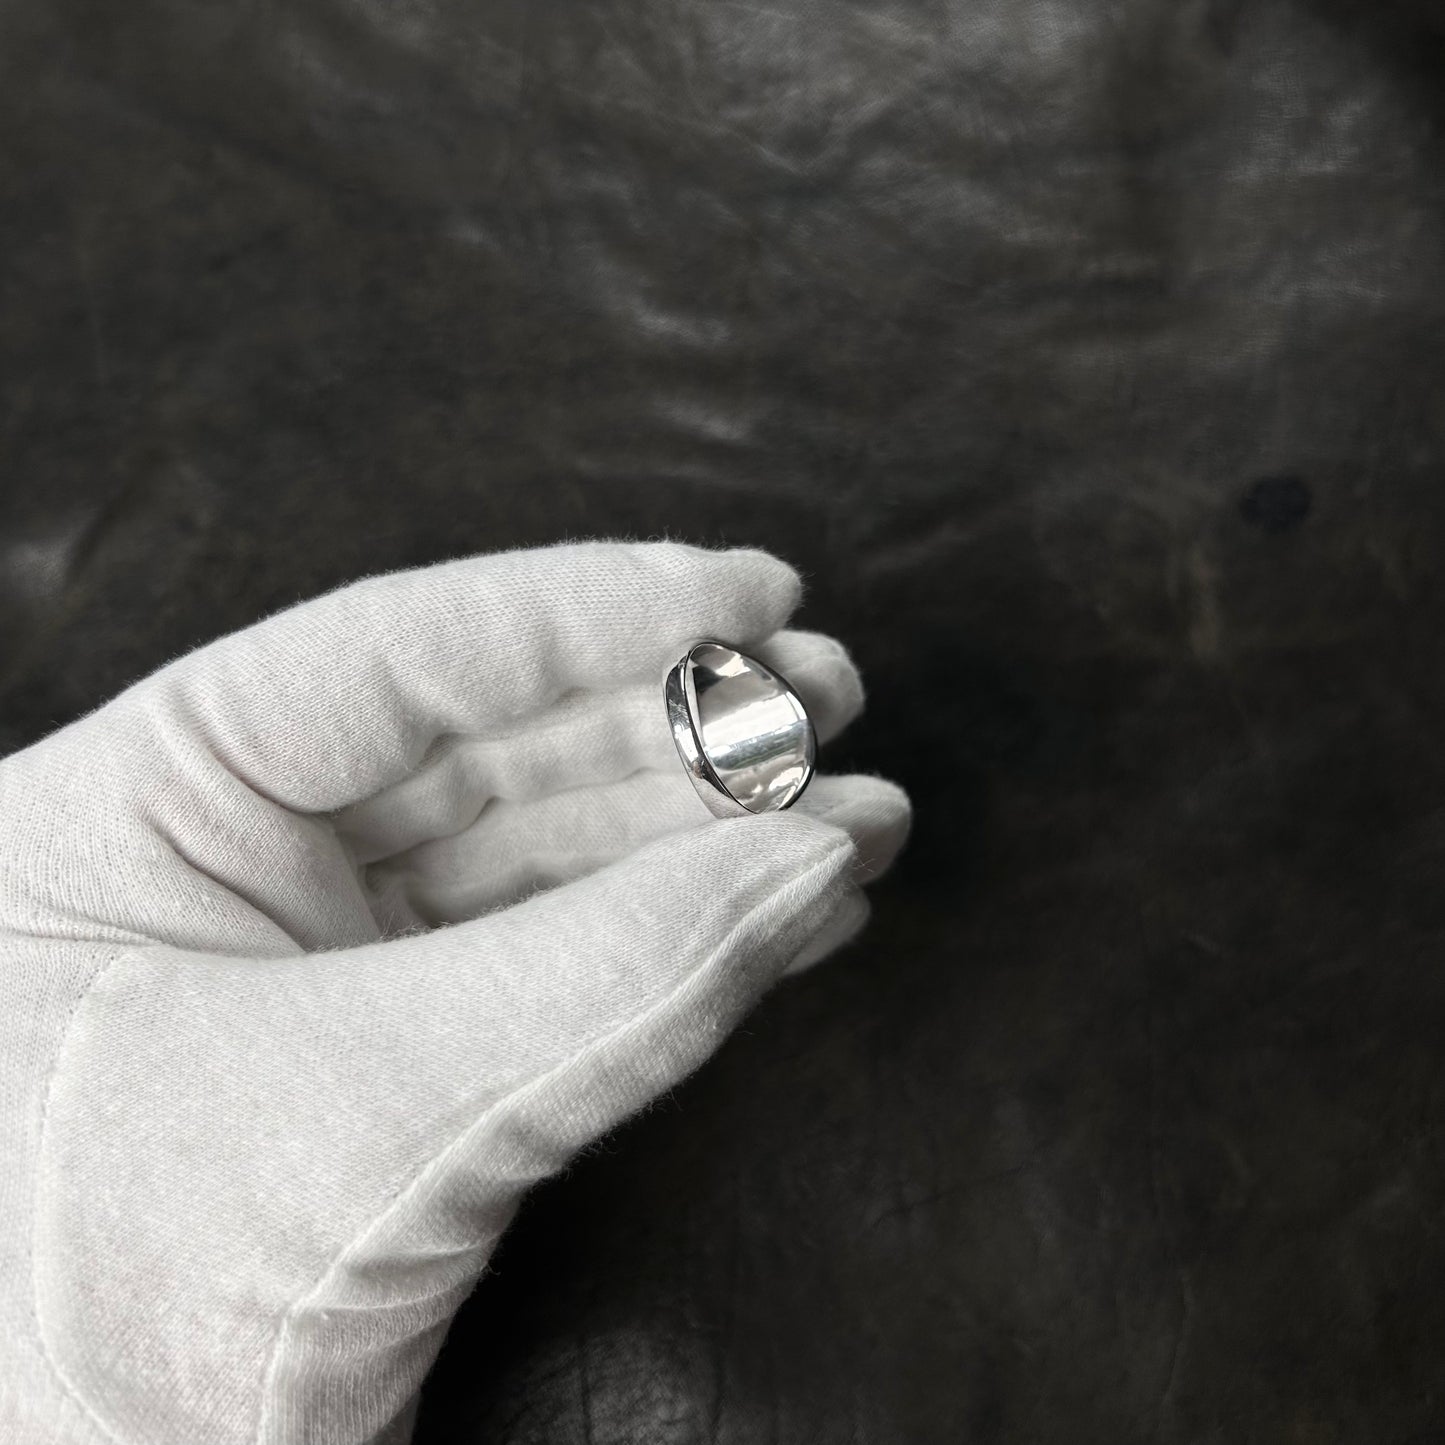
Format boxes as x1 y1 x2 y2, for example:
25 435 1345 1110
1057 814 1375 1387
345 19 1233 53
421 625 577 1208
35 811 859 1445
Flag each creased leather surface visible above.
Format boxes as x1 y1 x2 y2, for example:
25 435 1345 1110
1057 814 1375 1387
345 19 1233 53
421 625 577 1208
5 0 1445 1440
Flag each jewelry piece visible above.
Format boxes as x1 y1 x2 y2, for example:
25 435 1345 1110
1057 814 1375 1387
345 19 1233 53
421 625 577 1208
664 640 816 818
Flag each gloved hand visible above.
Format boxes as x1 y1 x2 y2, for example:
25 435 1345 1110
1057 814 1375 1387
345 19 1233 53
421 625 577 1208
0 540 910 1445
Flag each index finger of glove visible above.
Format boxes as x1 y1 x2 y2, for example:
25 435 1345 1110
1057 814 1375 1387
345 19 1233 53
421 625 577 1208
134 540 801 812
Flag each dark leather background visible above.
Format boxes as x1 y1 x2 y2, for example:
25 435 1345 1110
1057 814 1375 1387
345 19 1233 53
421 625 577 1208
5 0 1445 1439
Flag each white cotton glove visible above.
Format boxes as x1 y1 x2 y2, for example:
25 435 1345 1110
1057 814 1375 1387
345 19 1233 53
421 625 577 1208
0 540 910 1445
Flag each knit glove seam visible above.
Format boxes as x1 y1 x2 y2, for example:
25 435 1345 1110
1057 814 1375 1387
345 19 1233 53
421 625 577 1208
31 944 139 1445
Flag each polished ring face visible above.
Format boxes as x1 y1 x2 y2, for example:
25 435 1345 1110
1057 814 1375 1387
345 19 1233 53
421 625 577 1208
665 641 817 818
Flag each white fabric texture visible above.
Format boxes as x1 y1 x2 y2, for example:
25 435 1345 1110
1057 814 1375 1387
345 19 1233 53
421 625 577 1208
0 540 910 1445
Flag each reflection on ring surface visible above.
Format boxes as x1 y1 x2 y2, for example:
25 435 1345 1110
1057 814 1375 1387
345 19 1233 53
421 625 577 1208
687 642 814 812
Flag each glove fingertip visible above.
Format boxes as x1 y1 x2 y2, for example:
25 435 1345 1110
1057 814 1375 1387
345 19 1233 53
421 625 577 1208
717 546 805 630
793 773 912 881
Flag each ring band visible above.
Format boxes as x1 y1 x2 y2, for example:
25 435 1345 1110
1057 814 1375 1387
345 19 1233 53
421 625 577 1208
664 640 817 819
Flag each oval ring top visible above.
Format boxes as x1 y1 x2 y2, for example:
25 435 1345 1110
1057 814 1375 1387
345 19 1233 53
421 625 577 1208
665 641 817 817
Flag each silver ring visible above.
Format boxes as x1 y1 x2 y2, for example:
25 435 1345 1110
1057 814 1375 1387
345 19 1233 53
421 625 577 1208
664 640 817 818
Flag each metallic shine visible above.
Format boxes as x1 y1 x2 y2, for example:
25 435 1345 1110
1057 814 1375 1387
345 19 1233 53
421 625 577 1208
664 641 817 817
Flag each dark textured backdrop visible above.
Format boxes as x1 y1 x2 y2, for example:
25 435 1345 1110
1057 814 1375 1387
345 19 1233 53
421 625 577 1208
5 0 1445 1439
